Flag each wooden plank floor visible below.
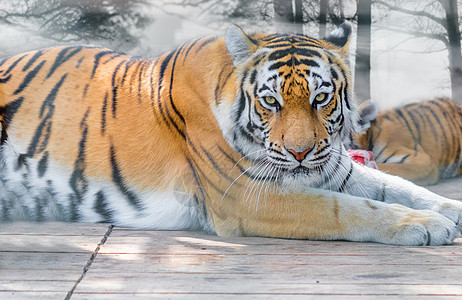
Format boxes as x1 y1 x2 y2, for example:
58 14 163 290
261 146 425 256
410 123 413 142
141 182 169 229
1 176 461 299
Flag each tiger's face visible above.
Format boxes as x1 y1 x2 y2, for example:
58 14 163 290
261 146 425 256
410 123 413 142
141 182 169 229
218 24 356 185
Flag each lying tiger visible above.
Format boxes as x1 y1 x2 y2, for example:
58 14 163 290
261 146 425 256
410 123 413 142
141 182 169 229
345 98 462 186
1 23 461 245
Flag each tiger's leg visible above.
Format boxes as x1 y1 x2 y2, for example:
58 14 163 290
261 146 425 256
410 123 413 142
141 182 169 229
375 145 438 185
210 188 458 245
340 157 462 234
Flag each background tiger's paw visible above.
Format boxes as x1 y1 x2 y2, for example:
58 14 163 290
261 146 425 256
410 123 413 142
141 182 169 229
388 210 458 246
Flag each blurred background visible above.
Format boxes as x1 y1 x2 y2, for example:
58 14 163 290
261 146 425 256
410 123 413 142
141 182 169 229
1 0 461 109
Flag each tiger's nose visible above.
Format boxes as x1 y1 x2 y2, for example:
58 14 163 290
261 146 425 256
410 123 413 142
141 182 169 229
287 147 313 162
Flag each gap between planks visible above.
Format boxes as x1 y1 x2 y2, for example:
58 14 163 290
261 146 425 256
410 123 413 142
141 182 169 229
64 225 113 300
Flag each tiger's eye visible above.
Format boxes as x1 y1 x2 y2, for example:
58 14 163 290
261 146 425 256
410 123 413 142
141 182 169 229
263 96 276 105
315 93 327 102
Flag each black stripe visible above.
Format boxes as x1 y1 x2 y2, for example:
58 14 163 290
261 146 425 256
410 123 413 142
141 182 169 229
34 194 46 222
4 54 27 75
102 54 123 64
0 96 25 130
341 81 351 111
0 57 9 68
101 92 108 135
192 159 236 201
93 191 113 223
83 83 90 98
339 162 353 192
121 60 135 85
27 74 67 156
201 146 238 184
395 109 418 152
14 60 46 95
374 144 387 161
405 110 422 144
182 38 201 64
37 151 49 178
215 68 233 104
166 43 187 139
130 60 143 87
382 151 398 163
185 133 202 159
233 70 249 123
16 154 28 170
157 50 176 128
217 145 248 176
195 36 217 53
268 60 290 71
268 47 322 61
330 67 338 79
186 158 208 203
22 50 44 71
110 143 143 210
421 105 449 146
136 61 145 104
250 69 257 84
92 50 117 79
112 86 118 118
67 194 80 222
234 92 247 124
76 57 84 68
299 59 320 67
0 74 11 83
431 100 458 162
70 108 90 202
399 154 411 163
258 84 271 93
321 153 342 187
111 60 127 118
46 46 83 79
383 114 394 122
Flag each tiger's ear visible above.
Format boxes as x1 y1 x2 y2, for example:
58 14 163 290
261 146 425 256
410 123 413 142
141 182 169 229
225 25 258 66
324 22 353 57
356 99 378 133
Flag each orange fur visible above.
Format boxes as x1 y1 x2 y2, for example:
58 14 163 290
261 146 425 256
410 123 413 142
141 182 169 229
352 98 462 185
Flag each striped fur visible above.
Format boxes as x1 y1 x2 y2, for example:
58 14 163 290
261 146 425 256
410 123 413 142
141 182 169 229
1 24 462 245
347 98 462 185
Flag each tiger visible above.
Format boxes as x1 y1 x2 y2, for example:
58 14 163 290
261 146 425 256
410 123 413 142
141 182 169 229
345 98 462 186
1 23 462 245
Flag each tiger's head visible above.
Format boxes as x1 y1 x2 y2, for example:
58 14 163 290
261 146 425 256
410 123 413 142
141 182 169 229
215 23 357 187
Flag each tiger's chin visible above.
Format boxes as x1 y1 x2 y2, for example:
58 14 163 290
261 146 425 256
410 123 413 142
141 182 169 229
276 152 342 192
270 163 326 190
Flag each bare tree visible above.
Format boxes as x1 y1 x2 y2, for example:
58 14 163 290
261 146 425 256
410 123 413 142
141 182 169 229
274 0 304 33
0 0 152 51
375 0 462 103
355 0 372 102
441 0 462 103
319 0 329 37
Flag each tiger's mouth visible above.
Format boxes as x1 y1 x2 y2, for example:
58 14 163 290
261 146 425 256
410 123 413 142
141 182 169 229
291 166 313 175
262 155 333 179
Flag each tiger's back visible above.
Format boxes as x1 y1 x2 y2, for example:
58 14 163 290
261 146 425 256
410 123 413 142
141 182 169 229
352 98 462 185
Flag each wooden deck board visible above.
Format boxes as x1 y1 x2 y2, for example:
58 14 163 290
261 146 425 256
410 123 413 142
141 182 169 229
0 223 110 299
1 177 461 298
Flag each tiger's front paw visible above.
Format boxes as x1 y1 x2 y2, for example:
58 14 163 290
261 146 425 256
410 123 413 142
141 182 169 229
389 208 458 246
435 200 462 234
